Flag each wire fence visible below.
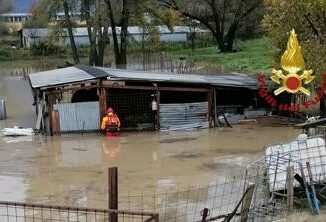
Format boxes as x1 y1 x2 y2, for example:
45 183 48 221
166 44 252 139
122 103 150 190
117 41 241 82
118 176 248 222
116 134 326 222
0 201 159 222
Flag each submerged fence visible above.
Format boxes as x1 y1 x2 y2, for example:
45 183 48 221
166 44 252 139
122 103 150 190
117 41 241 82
119 177 247 222
0 201 159 222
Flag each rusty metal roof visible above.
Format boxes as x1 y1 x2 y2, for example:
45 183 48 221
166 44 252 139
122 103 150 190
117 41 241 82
98 67 257 89
29 65 258 89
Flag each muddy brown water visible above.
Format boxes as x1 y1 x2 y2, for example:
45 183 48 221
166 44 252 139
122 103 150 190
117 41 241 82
1 59 325 221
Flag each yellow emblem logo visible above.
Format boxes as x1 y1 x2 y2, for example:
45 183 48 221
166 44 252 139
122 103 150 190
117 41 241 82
270 29 314 96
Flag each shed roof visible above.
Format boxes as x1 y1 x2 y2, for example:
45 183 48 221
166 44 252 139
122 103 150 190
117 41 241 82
99 67 257 88
29 65 258 89
29 65 107 88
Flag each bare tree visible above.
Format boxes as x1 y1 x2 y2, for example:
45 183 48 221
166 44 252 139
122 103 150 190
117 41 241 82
0 0 13 13
82 0 109 66
63 0 80 64
105 0 130 68
160 0 263 52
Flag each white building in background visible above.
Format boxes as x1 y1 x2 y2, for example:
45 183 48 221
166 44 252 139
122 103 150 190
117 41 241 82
21 26 208 48
1 13 32 32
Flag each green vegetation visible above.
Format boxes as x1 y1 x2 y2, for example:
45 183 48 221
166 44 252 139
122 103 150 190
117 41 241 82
0 37 274 74
0 37 90 61
167 38 275 74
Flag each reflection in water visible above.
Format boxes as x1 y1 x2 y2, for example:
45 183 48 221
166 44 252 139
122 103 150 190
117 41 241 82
2 135 33 144
57 138 102 167
101 137 121 160
0 175 27 202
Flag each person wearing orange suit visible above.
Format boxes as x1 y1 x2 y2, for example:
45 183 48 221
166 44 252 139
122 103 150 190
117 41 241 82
101 107 121 136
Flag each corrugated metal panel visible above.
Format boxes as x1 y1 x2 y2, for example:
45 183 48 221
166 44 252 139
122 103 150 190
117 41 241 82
29 66 94 88
53 102 99 132
99 67 257 89
29 65 257 90
159 102 209 131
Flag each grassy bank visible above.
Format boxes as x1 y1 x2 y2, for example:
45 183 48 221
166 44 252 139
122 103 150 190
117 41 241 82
167 38 275 74
0 35 274 74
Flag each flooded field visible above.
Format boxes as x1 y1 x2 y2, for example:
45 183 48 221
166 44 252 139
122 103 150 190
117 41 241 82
2 60 326 221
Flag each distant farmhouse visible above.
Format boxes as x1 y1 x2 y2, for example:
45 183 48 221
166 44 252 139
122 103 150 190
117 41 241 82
0 0 36 32
21 26 208 48
1 13 31 32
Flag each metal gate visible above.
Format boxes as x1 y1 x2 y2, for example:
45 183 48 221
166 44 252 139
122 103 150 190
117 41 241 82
53 102 100 132
159 102 209 131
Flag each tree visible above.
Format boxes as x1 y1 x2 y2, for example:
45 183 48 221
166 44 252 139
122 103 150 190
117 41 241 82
26 0 80 64
46 0 80 64
24 1 50 28
0 0 13 13
263 0 326 115
103 0 154 68
81 0 110 66
0 0 14 34
105 0 130 68
62 0 80 64
160 0 263 52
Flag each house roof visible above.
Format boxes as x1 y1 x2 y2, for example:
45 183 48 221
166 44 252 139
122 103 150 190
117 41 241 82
29 65 258 90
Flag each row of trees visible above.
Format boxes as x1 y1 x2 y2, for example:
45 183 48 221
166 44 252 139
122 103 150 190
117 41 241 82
24 0 264 67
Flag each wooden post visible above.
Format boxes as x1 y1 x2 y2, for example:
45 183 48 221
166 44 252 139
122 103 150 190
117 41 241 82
51 110 60 136
47 94 55 136
286 166 294 213
201 208 209 222
240 184 255 222
156 90 160 131
99 87 107 119
207 88 214 128
108 167 118 222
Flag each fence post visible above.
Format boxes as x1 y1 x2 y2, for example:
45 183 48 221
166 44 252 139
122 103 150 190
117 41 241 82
108 167 118 222
201 208 209 222
154 213 159 222
286 166 294 213
240 184 255 222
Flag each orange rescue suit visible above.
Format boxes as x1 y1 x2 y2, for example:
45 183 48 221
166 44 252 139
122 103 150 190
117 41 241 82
101 112 121 132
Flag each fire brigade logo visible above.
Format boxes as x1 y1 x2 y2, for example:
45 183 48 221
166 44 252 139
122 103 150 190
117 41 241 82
257 29 326 112
270 29 314 96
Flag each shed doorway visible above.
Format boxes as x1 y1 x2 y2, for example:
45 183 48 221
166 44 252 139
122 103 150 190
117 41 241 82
106 89 155 131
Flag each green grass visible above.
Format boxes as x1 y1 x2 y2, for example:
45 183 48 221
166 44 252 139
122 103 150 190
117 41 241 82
167 38 276 74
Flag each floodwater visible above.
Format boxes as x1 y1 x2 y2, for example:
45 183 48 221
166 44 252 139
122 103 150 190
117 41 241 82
1 59 325 221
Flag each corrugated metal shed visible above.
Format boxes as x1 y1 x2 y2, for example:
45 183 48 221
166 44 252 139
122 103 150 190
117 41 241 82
29 65 258 89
